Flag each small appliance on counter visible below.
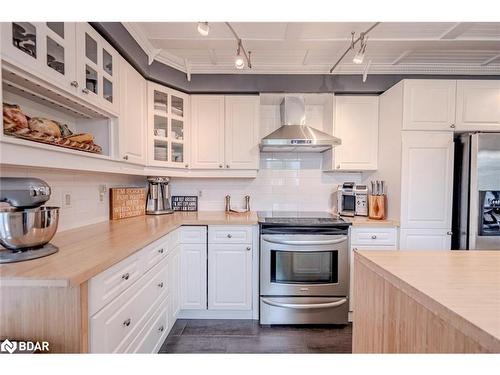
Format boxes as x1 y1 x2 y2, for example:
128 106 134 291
0 177 60 263
146 176 174 215
335 182 356 217
368 180 386 220
354 184 368 216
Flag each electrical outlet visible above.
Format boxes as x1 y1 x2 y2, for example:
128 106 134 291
62 191 72 208
98 185 107 203
198 190 203 197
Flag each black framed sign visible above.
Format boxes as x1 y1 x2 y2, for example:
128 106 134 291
171 196 198 211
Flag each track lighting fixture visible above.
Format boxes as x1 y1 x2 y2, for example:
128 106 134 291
225 22 252 70
234 42 245 69
197 22 210 36
353 32 367 64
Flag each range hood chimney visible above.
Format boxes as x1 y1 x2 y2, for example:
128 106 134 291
260 96 341 152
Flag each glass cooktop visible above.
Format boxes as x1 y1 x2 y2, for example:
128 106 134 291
258 211 348 225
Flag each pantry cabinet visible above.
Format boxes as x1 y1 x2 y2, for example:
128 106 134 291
118 58 147 165
456 80 500 131
330 95 379 171
208 244 253 310
402 80 456 131
400 131 454 231
147 82 190 168
76 23 120 115
190 95 260 170
1 22 77 94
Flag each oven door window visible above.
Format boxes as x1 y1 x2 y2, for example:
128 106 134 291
270 250 338 284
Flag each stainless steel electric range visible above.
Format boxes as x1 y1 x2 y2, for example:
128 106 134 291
258 211 351 325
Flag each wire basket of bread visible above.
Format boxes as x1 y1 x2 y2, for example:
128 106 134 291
3 103 103 154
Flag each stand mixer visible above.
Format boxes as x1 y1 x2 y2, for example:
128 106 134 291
0 177 60 263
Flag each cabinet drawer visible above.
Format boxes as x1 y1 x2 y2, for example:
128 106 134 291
208 226 253 244
88 252 143 316
350 227 397 246
126 300 169 353
90 259 168 353
143 238 169 272
180 226 207 243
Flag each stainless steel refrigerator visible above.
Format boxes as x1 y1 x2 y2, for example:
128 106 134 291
452 133 500 250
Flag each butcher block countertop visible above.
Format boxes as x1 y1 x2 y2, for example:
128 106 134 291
0 211 258 287
346 216 399 227
355 250 500 353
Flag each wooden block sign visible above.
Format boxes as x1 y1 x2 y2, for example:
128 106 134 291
110 187 146 220
172 196 198 211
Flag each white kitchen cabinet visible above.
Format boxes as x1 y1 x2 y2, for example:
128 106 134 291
190 95 225 169
147 82 189 168
208 244 252 310
399 228 451 251
76 23 120 114
402 80 456 131
349 227 398 313
1 22 77 94
400 131 454 230
331 95 379 171
118 57 147 165
190 95 260 170
456 80 500 131
224 96 260 169
180 243 207 310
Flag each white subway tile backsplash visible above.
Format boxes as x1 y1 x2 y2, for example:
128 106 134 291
171 153 362 212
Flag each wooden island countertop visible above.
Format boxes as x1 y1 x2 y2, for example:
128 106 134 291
353 250 500 353
0 211 258 287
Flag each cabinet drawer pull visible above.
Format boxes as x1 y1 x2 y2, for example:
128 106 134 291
158 325 164 332
447 231 453 235
157 282 164 288
246 246 251 251
371 235 377 239
123 318 131 327
70 80 79 88
219 164 223 168
82 88 90 94
121 273 130 281
450 124 456 129
227 234 232 238
158 248 164 254
123 155 129 160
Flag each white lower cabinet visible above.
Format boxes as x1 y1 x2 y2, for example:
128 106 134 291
399 228 451 251
349 227 398 313
208 243 252 310
180 243 207 310
167 245 181 324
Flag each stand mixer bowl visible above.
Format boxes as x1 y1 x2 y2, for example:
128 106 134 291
0 206 60 250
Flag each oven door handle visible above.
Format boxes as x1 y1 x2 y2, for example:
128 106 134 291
261 298 347 310
262 236 348 246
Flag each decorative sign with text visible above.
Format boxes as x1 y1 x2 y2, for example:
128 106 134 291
171 196 198 211
109 187 146 220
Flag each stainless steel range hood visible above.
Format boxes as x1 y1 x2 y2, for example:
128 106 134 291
260 96 341 152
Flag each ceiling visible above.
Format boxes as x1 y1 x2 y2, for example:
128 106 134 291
124 22 500 75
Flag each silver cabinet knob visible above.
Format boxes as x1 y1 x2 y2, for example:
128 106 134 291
185 164 189 168
219 164 223 168
70 81 79 88
371 235 377 239
158 326 164 332
82 88 90 94
226 164 230 168
336 165 340 169
123 155 129 160
158 248 164 254
227 234 232 238
121 273 130 281
447 231 453 235
353 248 358 251
157 282 164 288
123 318 131 327
246 246 251 251
450 124 456 129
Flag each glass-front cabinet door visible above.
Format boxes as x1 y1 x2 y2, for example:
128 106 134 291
76 23 120 114
1 22 76 92
147 82 189 168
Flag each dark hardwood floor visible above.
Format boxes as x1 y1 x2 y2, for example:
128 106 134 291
159 319 352 354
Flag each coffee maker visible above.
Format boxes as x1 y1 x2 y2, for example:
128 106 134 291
146 176 174 215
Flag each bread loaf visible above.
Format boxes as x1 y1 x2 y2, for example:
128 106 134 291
3 103 28 129
28 117 62 137
65 133 94 143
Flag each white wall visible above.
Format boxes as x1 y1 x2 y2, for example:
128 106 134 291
171 153 362 211
0 165 146 231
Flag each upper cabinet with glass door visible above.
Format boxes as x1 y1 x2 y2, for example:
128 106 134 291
147 82 189 168
75 23 120 115
1 22 77 93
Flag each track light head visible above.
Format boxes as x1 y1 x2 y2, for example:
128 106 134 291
353 33 367 64
197 22 210 36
